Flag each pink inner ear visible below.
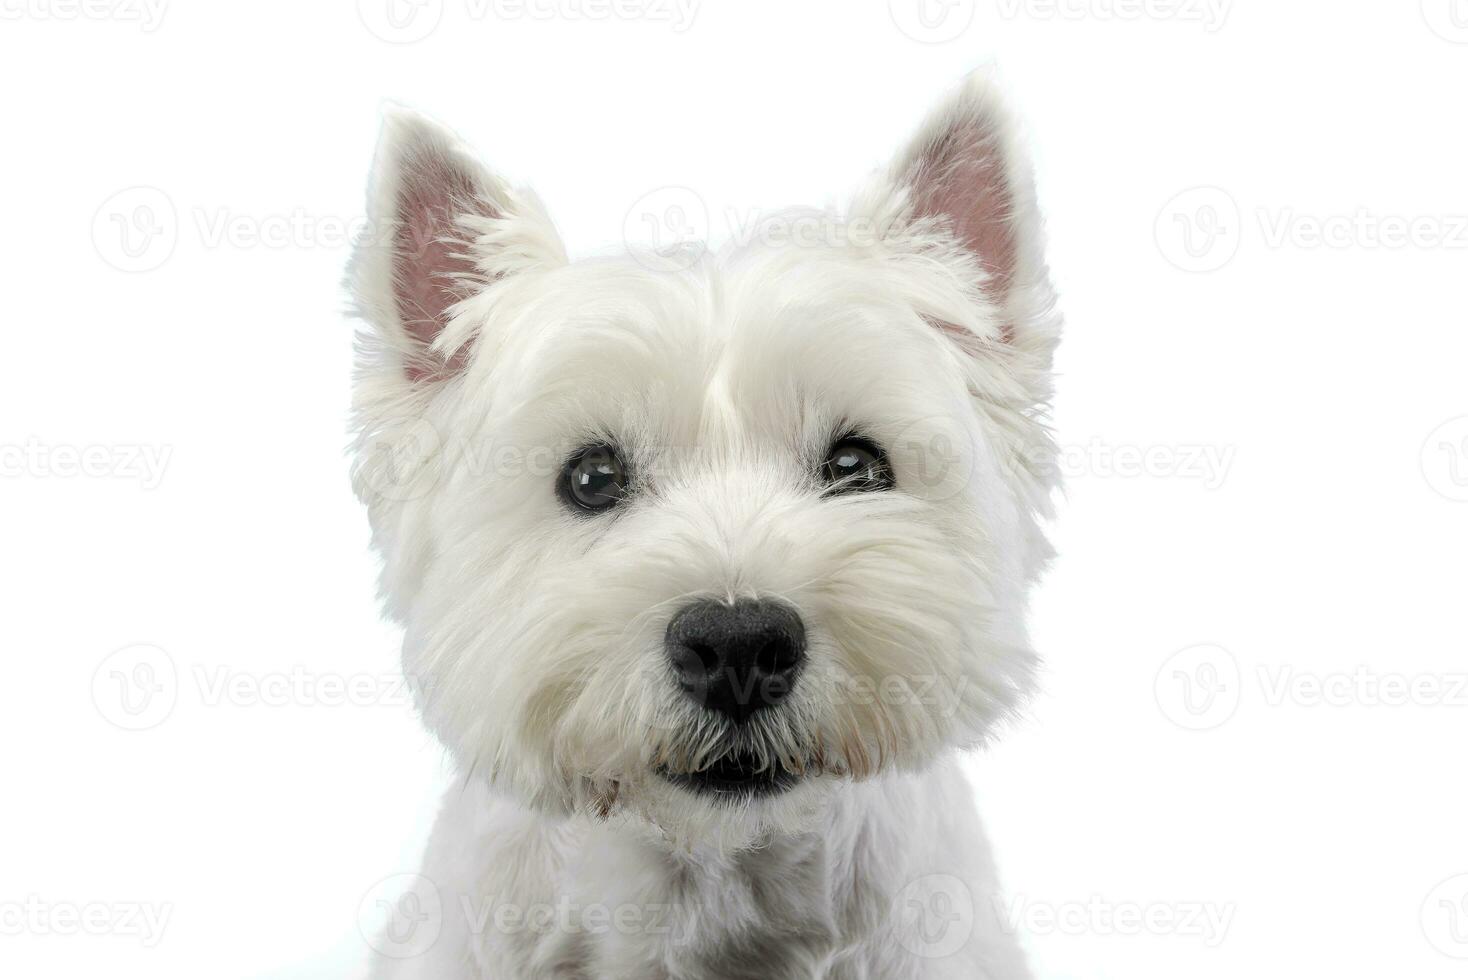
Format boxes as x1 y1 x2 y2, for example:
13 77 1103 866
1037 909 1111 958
393 155 487 381
909 121 1018 303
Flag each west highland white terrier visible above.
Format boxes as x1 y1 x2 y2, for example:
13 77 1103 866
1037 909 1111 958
348 70 1060 979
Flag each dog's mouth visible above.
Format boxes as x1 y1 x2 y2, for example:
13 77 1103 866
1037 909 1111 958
655 750 802 801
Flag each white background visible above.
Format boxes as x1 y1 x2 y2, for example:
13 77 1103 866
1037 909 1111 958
3 2 1467 978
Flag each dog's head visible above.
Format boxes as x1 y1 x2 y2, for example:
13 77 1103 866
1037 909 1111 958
348 73 1060 847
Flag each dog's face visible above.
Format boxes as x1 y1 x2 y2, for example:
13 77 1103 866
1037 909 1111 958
349 75 1060 847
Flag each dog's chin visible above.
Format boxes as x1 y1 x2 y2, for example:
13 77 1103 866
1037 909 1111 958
655 750 804 803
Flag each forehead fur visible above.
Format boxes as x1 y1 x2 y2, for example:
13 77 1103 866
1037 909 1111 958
446 219 993 431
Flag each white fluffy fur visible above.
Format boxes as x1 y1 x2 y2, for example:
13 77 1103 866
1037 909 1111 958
349 70 1061 979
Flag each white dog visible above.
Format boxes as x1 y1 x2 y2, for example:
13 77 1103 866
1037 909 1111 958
348 70 1060 979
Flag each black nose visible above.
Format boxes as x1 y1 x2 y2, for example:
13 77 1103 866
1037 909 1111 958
665 598 806 725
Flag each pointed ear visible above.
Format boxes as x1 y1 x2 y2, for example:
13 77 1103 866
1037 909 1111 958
348 106 565 384
880 72 1057 357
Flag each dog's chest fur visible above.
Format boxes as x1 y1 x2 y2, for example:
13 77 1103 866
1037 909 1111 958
387 762 1025 980
533 824 845 978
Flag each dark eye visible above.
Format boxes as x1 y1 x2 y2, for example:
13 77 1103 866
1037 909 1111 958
560 445 629 513
820 436 894 495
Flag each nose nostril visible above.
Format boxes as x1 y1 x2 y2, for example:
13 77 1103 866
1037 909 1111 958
673 642 720 677
754 638 795 677
664 598 807 724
